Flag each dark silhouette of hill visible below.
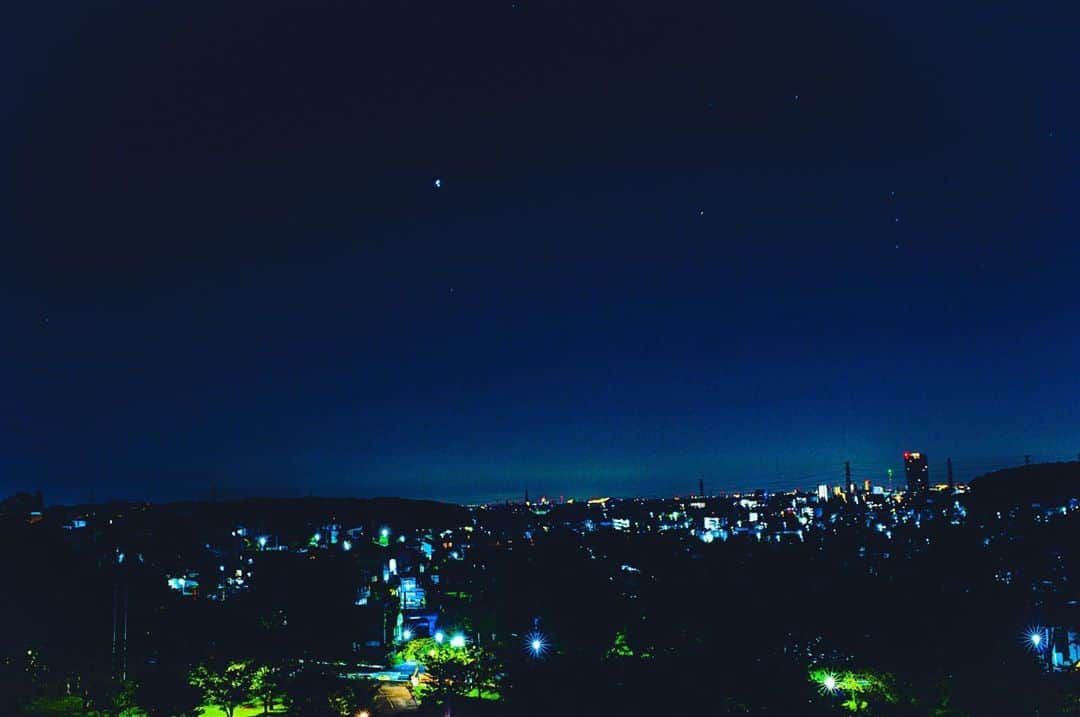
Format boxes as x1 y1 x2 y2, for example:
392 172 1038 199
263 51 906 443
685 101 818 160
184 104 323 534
968 461 1080 507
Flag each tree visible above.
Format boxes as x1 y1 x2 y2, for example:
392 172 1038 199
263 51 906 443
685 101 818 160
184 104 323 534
327 679 379 717
392 636 491 704
190 661 254 717
134 667 203 717
285 668 348 717
251 664 285 715
810 668 897 713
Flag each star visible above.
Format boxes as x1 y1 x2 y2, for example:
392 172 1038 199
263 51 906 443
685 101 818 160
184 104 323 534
434 178 442 189
699 210 704 216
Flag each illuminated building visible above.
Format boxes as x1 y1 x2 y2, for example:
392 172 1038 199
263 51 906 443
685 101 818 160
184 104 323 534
903 451 929 494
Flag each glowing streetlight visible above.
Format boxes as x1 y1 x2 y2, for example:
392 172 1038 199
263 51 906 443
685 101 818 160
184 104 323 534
450 634 466 649
380 528 389 539
402 629 412 641
527 632 547 657
822 674 838 693
434 631 445 644
342 540 352 551
258 536 267 549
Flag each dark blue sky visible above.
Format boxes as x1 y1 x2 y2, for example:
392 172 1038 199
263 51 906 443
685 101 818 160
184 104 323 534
3 1 1079 504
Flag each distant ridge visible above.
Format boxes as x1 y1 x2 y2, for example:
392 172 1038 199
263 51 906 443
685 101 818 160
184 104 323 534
968 461 1080 507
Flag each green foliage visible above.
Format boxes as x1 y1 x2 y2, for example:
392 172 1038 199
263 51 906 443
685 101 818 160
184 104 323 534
809 668 897 713
391 637 499 704
190 662 254 717
604 631 635 660
250 665 284 715
133 667 204 717
285 668 375 717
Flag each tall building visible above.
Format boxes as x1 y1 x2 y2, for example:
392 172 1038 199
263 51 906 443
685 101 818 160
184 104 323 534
903 451 929 494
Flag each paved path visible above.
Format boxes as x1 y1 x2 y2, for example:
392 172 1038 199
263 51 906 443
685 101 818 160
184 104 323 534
372 682 419 713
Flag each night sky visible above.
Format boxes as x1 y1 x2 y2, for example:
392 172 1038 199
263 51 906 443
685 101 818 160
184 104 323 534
4 1 1079 504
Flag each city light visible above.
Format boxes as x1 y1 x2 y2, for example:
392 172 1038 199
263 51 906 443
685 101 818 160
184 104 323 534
822 673 838 693
526 631 547 657
450 633 466 648
434 631 445 644
1027 628 1045 650
313 533 321 543
342 540 352 551
402 629 412 641
258 536 267 548
380 528 389 538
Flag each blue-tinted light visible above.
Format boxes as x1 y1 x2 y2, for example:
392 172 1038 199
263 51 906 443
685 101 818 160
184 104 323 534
526 631 547 657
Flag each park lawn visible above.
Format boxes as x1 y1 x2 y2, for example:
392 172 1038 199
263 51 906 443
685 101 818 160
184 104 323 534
199 704 288 717
22 696 85 716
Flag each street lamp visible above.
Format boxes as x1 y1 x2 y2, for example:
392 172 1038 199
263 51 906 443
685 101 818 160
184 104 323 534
450 634 466 649
402 629 412 641
258 536 267 549
434 631 445 644
526 632 547 657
